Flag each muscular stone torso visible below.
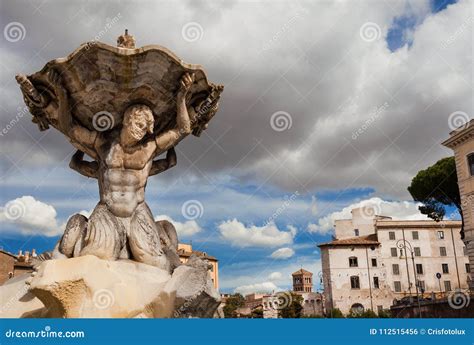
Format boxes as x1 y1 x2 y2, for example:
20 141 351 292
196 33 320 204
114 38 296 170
95 137 155 218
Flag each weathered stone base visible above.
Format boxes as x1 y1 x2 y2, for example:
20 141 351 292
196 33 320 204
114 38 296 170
0 255 220 318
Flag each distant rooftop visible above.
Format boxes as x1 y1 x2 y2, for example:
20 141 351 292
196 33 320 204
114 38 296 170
318 234 380 248
292 268 313 276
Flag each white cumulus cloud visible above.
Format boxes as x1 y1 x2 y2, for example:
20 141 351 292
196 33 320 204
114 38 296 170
307 197 429 235
155 215 202 237
218 219 296 247
0 196 62 236
234 281 280 295
270 247 295 260
268 272 283 281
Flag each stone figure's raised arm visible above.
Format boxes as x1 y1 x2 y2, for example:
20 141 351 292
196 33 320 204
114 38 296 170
154 73 194 152
48 70 99 159
149 147 177 176
69 150 99 179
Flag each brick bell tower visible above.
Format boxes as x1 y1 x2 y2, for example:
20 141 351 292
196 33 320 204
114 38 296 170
292 268 313 293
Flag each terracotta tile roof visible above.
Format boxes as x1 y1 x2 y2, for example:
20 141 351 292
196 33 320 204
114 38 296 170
292 268 313 276
375 219 461 228
0 250 18 259
318 234 380 247
178 249 217 261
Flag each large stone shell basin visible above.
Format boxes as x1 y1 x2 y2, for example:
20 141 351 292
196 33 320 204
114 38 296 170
28 42 215 133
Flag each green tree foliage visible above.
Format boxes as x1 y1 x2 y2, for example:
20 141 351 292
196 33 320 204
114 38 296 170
408 157 463 237
250 308 263 318
347 309 378 318
279 293 304 318
377 309 391 318
326 308 345 318
223 293 245 318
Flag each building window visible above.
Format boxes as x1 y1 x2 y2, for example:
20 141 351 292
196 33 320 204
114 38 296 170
392 264 400 275
412 231 419 240
442 263 449 274
468 153 474 176
444 280 452 292
439 247 447 257
466 264 470 273
354 229 359 236
349 256 358 267
394 281 401 292
414 247 421 257
350 303 364 314
371 258 377 267
416 264 423 275
373 276 379 289
437 231 444 239
417 280 425 291
350 276 360 289
389 231 395 240
391 248 398 257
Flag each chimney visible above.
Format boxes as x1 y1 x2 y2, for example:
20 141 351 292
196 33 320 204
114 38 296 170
31 249 37 257
24 251 30 262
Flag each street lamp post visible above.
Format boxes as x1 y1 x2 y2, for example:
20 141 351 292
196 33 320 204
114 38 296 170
397 239 422 318
436 272 443 297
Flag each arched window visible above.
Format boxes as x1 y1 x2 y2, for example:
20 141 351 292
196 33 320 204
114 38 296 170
468 153 474 176
351 303 364 314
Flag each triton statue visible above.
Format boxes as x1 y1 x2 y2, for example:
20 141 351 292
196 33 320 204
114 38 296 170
16 30 223 274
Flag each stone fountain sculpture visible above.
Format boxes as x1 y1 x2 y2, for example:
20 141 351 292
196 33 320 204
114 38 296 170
2 31 224 318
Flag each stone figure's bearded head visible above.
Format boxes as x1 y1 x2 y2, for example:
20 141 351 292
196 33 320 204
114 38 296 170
121 104 154 146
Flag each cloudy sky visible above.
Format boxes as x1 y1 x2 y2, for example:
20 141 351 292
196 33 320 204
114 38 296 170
0 0 472 293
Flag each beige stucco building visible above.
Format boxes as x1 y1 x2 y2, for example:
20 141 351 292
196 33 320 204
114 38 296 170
442 119 474 290
178 243 219 290
238 293 280 318
319 208 470 315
